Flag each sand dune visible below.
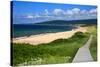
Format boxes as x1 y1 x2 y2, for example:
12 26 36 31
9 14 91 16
12 27 87 45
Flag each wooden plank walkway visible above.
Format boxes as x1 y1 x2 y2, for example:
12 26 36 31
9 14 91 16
72 35 93 62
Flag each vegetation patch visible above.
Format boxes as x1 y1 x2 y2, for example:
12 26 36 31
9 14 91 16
12 32 89 66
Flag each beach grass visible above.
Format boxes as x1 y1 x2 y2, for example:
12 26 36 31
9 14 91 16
12 32 89 66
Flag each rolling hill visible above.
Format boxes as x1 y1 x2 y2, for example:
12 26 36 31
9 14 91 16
35 19 97 25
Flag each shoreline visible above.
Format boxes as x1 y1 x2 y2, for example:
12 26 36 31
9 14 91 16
13 30 72 40
12 27 88 45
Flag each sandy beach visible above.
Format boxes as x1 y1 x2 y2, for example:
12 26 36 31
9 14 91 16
12 27 88 45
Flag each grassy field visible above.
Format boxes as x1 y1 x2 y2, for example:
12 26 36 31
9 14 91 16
12 32 89 66
88 25 97 61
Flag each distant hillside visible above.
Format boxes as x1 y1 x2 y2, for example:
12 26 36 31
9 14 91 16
35 19 97 25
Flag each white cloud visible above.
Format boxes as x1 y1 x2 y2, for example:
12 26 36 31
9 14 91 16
81 10 88 14
66 10 73 15
26 8 97 21
53 9 64 15
35 14 41 18
89 8 97 14
26 14 41 19
88 8 97 19
63 8 81 16
27 15 34 18
51 8 97 20
72 8 80 14
44 9 49 16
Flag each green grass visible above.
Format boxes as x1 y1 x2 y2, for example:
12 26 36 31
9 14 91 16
88 26 97 61
12 32 89 66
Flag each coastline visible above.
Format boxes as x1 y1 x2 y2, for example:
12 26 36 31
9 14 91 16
12 27 88 45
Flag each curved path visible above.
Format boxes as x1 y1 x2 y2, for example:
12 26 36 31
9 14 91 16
72 35 93 62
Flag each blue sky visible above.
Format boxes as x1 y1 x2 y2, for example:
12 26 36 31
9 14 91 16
12 1 97 24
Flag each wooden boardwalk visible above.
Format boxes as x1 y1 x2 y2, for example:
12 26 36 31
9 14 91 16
72 35 93 62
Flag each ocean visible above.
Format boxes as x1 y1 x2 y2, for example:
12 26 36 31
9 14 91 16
12 24 76 38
